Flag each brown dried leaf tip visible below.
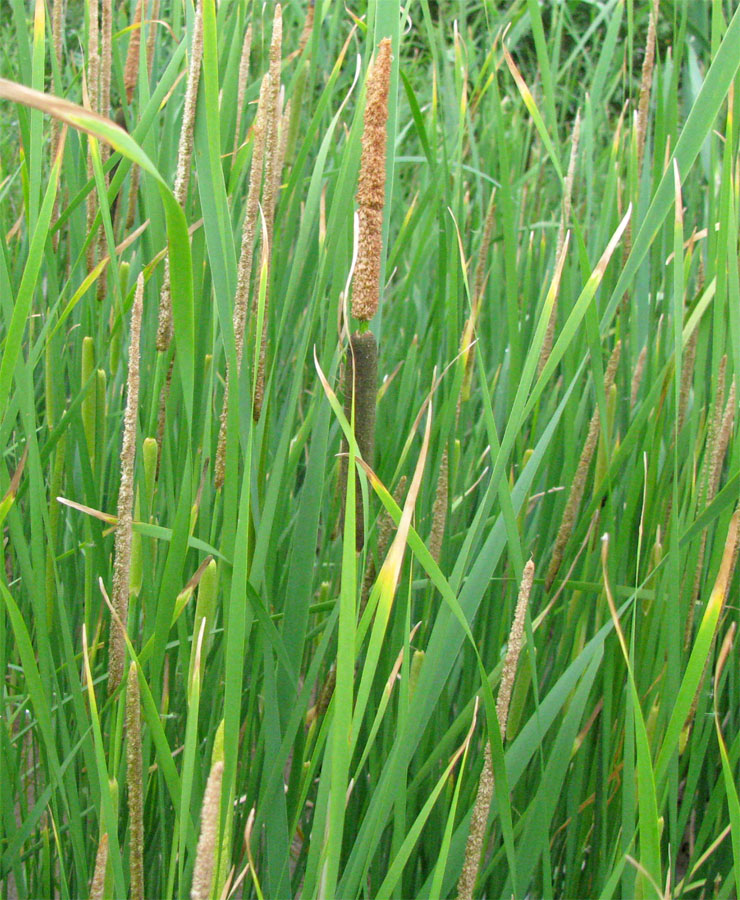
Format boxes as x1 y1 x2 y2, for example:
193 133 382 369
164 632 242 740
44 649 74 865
351 37 392 322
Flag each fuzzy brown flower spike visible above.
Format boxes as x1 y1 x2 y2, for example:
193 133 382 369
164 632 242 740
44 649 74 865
351 38 392 322
457 560 535 900
108 274 144 693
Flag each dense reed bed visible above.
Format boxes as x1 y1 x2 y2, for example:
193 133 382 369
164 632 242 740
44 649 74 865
1 0 740 896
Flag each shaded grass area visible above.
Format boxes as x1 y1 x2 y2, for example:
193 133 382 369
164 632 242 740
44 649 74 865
1 0 740 897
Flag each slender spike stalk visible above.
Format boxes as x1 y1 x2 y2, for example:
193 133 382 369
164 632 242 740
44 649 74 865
538 110 580 377
215 73 270 488
232 24 252 160
124 0 143 106
126 663 144 900
252 4 283 423
686 373 734 647
428 447 449 563
545 341 621 590
108 275 144 693
630 344 647 410
86 0 100 274
191 761 224 900
156 0 204 351
457 560 535 900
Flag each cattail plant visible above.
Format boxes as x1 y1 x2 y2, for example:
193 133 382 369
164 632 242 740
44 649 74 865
156 0 204 351
457 559 535 900
191 760 224 900
340 37 392 551
545 341 621 591
126 662 144 900
108 274 144 693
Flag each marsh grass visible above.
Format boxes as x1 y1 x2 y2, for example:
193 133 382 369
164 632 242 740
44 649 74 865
1 1 740 897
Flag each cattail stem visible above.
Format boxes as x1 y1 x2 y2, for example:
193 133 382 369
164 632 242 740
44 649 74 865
341 330 378 552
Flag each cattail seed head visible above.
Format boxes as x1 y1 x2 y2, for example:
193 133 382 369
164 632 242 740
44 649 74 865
351 38 392 322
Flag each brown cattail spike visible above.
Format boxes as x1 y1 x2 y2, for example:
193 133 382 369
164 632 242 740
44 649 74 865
108 275 144 693
351 38 392 322
341 330 378 551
